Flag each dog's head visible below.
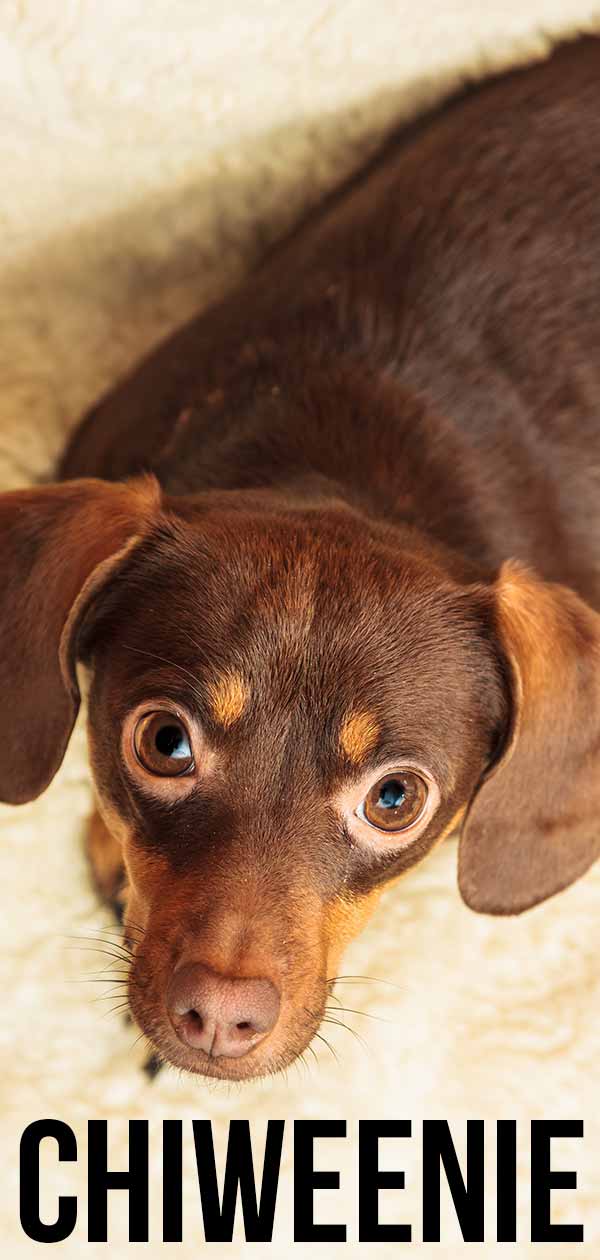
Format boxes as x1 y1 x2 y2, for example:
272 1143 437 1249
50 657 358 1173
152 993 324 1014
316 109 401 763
2 477 600 1079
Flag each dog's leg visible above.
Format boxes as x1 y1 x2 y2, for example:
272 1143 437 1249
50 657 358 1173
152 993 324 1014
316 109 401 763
85 809 163 1079
85 808 127 918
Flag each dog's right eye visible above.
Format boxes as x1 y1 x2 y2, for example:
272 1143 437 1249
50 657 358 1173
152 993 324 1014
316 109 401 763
133 711 194 777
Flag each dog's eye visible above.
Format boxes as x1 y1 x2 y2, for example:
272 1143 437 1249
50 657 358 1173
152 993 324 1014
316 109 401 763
357 770 428 832
133 711 194 777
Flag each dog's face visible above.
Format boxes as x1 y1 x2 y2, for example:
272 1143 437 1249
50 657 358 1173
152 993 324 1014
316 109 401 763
2 477 600 1081
82 500 506 1078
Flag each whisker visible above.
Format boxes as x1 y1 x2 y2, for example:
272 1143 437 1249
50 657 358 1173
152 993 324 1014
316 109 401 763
65 935 135 958
121 644 203 698
305 1041 319 1067
75 975 127 990
92 949 134 966
101 922 146 944
179 628 208 657
66 931 134 944
325 1004 396 1025
322 1016 370 1054
101 918 145 932
125 927 146 947
91 991 129 1004
328 974 404 989
66 948 133 969
303 1005 320 1023
99 925 144 942
66 952 132 968
69 974 131 984
292 1053 308 1084
312 1031 339 1064
86 933 135 951
88 978 130 991
103 1002 132 1019
66 941 134 960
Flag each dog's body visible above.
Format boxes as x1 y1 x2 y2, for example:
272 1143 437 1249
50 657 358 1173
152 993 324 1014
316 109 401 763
62 36 600 605
2 36 600 1080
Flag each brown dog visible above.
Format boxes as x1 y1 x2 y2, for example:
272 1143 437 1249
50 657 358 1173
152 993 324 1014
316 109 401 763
2 35 600 1081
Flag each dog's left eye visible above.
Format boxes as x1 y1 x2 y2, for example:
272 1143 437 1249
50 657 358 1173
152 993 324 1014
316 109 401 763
133 711 194 777
357 769 428 832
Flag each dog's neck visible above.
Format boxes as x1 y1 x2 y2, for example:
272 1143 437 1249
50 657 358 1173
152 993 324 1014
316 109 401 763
156 351 500 584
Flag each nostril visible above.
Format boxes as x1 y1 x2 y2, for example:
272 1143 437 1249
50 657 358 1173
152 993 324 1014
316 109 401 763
166 962 281 1059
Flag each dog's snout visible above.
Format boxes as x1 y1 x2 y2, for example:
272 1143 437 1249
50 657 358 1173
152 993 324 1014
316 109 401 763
167 962 281 1059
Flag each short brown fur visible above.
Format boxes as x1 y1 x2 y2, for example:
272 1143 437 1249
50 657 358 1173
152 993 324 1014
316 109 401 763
2 36 600 1079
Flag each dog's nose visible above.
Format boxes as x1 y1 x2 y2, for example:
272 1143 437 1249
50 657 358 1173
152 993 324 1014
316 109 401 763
167 962 281 1058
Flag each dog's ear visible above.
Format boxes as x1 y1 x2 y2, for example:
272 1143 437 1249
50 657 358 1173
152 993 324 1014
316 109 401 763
459 562 600 914
0 476 160 804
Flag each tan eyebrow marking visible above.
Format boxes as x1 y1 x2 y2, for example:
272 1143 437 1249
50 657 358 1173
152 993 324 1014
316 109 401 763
208 671 249 728
339 710 380 764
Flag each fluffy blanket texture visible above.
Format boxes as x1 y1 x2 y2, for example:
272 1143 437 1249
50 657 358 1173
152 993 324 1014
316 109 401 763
2 3 600 1255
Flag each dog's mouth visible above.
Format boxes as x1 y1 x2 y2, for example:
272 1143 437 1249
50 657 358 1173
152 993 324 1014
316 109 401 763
129 992 325 1082
124 935 328 1082
134 1008 324 1082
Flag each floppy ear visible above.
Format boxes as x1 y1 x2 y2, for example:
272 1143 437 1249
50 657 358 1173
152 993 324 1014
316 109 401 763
459 562 600 914
0 476 160 804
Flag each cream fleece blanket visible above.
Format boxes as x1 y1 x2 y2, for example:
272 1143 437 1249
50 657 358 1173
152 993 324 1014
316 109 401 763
2 3 600 1256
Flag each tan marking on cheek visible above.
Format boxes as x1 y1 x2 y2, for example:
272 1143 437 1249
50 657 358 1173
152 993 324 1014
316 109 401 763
323 810 466 970
323 889 382 974
208 670 249 728
339 710 380 763
123 839 171 904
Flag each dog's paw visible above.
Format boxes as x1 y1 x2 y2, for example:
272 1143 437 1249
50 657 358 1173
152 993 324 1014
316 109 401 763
142 1053 163 1079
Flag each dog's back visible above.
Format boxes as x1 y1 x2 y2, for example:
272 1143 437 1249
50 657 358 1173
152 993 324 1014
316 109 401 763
61 35 600 603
